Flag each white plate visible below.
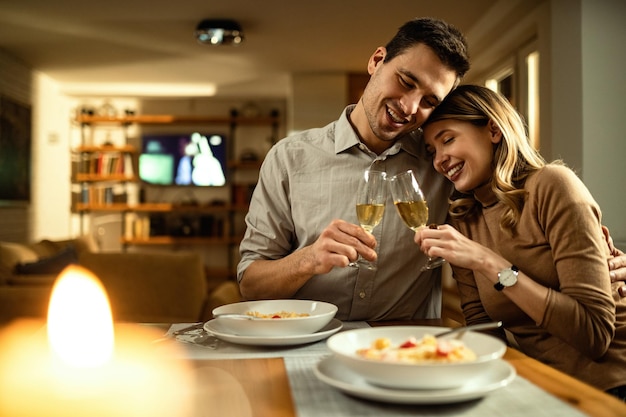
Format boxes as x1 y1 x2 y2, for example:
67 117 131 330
314 356 516 404
204 318 343 346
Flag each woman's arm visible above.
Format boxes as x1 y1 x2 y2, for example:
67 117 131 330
417 166 615 359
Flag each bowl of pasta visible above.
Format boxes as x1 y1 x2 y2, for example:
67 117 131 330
211 299 337 337
326 326 506 389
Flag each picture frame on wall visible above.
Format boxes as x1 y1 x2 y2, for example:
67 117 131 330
0 94 31 206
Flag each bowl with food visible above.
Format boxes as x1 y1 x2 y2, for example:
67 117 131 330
326 326 506 389
211 299 338 337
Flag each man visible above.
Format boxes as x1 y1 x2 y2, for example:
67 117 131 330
237 18 466 321
237 17 626 321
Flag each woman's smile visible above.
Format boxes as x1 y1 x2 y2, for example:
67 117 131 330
444 162 464 180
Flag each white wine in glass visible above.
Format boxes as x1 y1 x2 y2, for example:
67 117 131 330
393 200 429 231
389 170 445 270
356 203 385 233
348 169 387 270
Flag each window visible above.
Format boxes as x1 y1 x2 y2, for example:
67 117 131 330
485 40 540 149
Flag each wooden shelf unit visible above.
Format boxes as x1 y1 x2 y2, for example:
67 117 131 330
71 111 281 280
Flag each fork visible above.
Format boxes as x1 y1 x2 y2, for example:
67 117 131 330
434 321 502 339
151 322 206 344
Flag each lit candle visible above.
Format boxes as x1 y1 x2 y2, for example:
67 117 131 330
0 265 194 417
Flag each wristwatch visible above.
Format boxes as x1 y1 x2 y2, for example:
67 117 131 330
494 265 519 291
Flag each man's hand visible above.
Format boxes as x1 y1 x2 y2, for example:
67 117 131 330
306 219 378 275
602 226 626 297
240 219 378 300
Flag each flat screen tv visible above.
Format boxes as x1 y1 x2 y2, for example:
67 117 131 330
139 132 227 186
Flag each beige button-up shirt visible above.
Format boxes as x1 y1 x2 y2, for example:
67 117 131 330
238 106 453 321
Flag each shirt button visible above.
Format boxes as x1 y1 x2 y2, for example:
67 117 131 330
359 290 366 299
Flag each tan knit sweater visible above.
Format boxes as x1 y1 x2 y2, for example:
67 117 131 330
450 164 626 391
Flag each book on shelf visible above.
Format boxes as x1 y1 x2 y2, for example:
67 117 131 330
75 183 128 205
73 150 136 178
123 153 134 178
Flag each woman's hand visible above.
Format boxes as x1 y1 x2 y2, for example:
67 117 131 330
414 224 493 272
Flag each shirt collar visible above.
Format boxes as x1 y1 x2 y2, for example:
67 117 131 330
334 105 361 154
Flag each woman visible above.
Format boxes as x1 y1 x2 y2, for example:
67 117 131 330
416 84 626 399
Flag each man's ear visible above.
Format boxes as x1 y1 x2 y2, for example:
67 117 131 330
367 47 386 75
488 119 503 144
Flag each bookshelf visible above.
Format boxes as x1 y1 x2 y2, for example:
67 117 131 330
70 111 281 279
71 145 138 208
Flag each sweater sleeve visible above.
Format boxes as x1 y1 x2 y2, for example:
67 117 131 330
533 165 615 358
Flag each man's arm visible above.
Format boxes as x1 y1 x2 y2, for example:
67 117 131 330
239 219 377 300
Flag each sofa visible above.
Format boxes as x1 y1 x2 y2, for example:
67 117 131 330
0 236 241 324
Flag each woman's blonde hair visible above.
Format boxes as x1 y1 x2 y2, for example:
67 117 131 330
422 84 549 233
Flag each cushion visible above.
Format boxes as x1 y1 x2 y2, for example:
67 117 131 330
27 240 64 259
14 245 79 275
0 242 39 271
30 235 98 258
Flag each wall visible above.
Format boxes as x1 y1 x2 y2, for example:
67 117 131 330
31 74 75 240
550 0 626 246
289 73 348 133
580 0 626 247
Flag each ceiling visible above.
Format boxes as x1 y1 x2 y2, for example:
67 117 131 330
0 0 500 98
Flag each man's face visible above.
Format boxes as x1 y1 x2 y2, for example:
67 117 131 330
361 43 458 145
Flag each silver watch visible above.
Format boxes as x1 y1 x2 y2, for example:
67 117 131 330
494 265 519 291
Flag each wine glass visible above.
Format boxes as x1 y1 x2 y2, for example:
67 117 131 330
388 170 445 271
348 169 387 270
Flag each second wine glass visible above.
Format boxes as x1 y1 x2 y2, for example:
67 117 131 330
388 170 445 271
348 169 387 270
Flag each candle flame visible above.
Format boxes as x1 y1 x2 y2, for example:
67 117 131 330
47 265 115 368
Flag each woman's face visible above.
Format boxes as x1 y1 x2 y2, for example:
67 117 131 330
423 119 500 193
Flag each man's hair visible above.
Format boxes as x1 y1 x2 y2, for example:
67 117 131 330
384 17 470 80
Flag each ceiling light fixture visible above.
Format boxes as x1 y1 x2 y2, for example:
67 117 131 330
195 19 244 46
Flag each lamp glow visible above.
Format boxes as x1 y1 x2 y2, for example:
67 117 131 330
0 265 195 417
47 266 114 368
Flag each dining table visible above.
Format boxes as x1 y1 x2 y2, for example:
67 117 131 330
155 318 626 417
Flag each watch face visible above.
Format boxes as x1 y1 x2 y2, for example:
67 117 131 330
499 269 518 286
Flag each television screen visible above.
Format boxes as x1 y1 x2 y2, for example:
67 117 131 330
139 132 227 186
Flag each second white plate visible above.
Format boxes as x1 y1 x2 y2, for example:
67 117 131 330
314 355 516 404
204 317 343 346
